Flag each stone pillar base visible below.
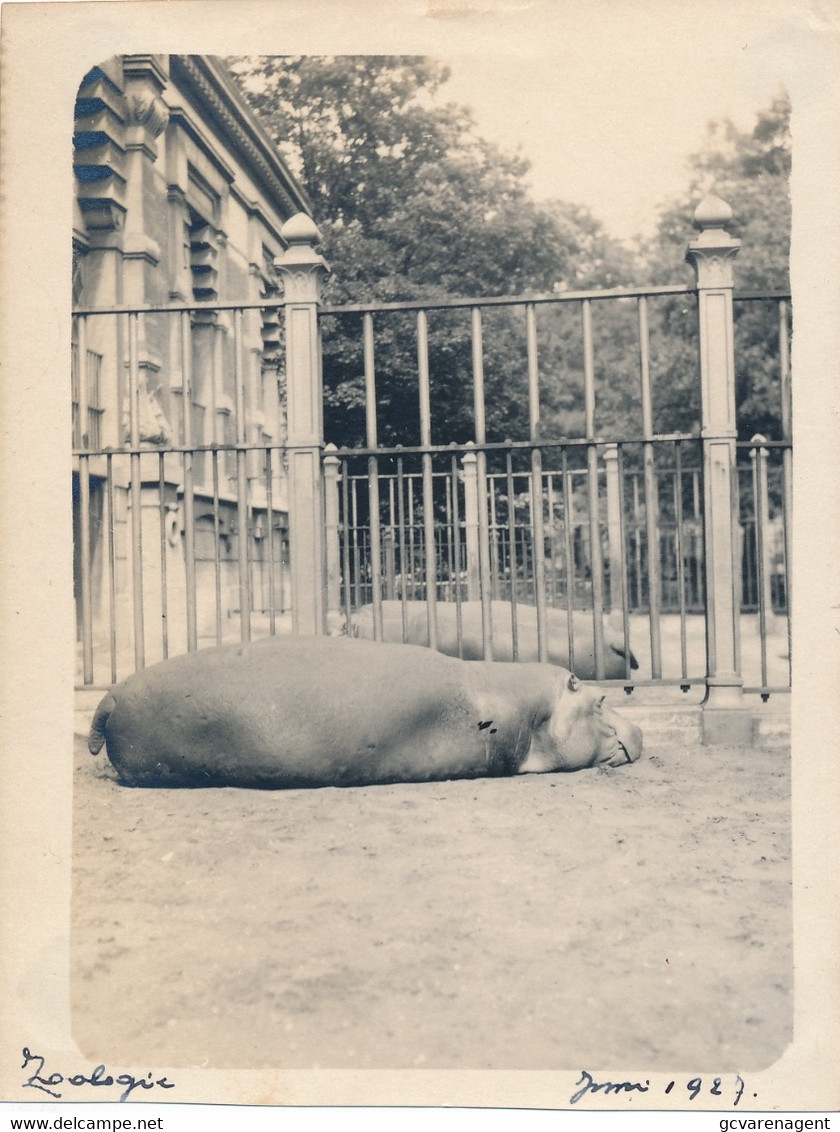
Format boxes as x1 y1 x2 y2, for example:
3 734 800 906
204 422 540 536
701 678 751 745
702 707 754 746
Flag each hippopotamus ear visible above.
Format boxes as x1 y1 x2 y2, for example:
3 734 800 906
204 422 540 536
567 673 582 692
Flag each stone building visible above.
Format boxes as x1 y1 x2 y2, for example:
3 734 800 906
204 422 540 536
72 55 313 671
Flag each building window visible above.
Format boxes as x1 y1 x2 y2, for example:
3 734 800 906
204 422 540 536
71 344 104 448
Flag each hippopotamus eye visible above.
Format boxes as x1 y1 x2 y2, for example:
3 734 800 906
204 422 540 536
567 674 581 692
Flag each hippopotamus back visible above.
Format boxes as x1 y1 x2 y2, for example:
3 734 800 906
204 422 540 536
348 600 638 679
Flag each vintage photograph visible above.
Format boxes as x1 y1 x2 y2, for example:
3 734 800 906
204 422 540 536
2 0 839 1117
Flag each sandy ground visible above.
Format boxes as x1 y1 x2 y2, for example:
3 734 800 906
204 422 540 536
71 725 791 1074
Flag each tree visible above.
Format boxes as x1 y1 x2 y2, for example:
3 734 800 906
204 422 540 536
228 55 633 450
641 95 791 440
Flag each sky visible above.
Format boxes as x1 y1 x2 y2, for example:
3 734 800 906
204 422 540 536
441 46 787 242
0 0 812 243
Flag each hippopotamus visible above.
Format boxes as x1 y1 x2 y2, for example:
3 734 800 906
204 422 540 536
88 635 642 789
345 600 638 680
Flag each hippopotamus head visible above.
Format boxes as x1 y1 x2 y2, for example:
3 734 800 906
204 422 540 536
519 672 643 775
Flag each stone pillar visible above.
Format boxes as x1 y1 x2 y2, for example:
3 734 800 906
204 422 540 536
686 194 751 743
274 214 329 635
461 445 481 600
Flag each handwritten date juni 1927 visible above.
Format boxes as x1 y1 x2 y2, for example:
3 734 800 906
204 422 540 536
570 1069 750 1106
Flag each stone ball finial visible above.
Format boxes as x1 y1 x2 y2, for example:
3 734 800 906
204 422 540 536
693 193 733 231
281 212 322 246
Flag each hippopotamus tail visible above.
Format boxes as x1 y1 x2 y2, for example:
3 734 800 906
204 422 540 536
88 693 116 755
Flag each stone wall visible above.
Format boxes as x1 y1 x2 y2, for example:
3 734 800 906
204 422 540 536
73 55 310 666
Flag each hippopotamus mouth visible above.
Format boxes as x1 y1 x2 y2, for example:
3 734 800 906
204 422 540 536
598 709 642 768
614 738 633 765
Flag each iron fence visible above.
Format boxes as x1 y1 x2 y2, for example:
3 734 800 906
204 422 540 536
72 277 792 699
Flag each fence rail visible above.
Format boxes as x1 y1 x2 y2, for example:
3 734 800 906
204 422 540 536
72 202 792 733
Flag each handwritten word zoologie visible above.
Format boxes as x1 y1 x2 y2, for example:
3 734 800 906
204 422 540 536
20 1048 175 1103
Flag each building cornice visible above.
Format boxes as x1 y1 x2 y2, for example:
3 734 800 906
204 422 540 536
169 55 313 224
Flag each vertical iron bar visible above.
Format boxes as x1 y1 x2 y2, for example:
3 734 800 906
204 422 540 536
417 310 438 646
397 456 409 639
582 300 606 676
351 477 362 609
233 308 251 642
585 446 606 679
445 473 454 602
471 306 493 657
747 511 760 611
389 475 400 602
488 476 500 600
638 296 662 678
341 459 353 633
361 528 370 605
505 450 519 659
407 476 416 601
265 446 277 635
613 444 633 680
78 453 94 684
674 442 689 678
179 311 198 653
527 303 549 662
751 439 770 688
127 311 145 670
697 468 705 612
157 450 169 660
364 312 383 638
547 473 558 606
632 475 643 609
76 315 89 447
106 454 117 685
561 448 576 670
212 448 223 646
450 451 464 653
779 300 793 672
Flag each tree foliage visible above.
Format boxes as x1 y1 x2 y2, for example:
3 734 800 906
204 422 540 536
229 55 633 449
641 94 791 439
229 56 790 449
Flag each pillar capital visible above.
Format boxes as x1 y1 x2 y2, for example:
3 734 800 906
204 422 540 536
274 214 329 303
685 193 740 288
